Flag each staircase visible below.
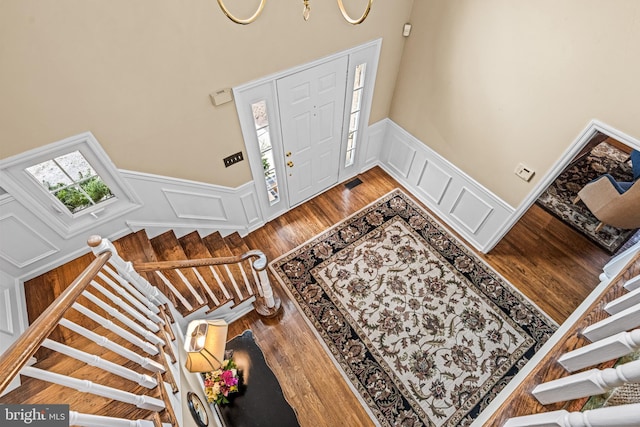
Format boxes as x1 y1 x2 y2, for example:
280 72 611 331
0 229 280 426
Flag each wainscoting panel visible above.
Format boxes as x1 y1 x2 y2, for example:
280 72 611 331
0 213 58 268
385 131 416 179
449 187 494 234
379 119 515 252
240 192 261 230
416 160 453 205
163 189 228 221
361 121 386 170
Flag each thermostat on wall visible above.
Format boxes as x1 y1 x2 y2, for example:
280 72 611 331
210 88 233 106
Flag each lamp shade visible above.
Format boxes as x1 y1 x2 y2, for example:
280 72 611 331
184 319 228 372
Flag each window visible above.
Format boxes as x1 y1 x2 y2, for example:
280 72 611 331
25 151 115 215
345 63 366 167
0 132 140 237
251 100 280 206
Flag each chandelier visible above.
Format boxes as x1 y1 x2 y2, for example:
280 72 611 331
216 0 373 25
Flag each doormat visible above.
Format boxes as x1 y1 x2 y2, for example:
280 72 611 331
270 190 557 426
536 141 637 254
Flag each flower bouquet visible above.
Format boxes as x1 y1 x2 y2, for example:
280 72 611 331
203 359 239 405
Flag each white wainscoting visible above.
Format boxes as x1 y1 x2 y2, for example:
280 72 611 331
0 172 263 282
374 119 515 252
121 170 263 239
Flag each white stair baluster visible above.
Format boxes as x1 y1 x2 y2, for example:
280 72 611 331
154 270 193 311
532 359 640 404
72 298 164 354
237 261 254 296
20 366 165 411
209 265 231 299
503 403 640 427
69 411 156 427
559 329 640 372
89 281 160 333
174 268 205 304
625 274 640 291
41 339 157 388
582 303 640 342
59 319 165 372
250 264 264 297
605 289 640 314
225 264 244 300
72 301 159 354
98 268 162 321
191 267 220 306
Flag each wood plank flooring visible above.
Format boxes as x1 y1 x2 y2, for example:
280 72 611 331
228 166 612 427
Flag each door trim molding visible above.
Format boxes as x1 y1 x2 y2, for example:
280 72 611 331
233 39 382 220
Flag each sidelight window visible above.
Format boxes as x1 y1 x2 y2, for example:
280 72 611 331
345 63 366 167
251 100 280 205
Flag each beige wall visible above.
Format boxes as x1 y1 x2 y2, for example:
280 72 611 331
391 0 640 207
0 0 412 187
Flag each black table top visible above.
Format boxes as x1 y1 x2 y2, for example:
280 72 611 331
216 330 300 427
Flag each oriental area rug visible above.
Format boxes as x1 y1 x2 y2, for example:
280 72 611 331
270 190 557 426
536 141 637 254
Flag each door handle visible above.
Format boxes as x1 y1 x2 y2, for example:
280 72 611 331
287 161 294 167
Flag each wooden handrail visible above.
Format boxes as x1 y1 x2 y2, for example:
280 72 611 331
133 249 267 272
0 247 112 394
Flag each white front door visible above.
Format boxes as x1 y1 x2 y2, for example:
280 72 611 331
276 56 348 206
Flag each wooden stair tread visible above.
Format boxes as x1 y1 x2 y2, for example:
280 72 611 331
178 231 233 308
113 230 179 309
149 230 208 315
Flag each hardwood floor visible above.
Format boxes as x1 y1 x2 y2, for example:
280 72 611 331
228 166 612 426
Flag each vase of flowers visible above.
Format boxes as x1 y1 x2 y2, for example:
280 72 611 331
203 359 240 405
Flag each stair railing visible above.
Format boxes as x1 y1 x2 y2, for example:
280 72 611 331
492 245 640 426
134 249 282 317
0 235 178 426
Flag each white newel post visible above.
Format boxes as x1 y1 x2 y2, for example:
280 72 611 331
248 250 281 317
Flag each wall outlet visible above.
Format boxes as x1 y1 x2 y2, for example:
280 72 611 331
515 163 535 182
223 152 244 167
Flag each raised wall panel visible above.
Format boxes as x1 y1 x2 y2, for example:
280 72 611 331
240 193 260 225
387 136 416 179
0 215 58 268
163 189 228 221
449 188 494 234
417 160 453 205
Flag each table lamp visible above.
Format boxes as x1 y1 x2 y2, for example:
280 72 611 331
184 319 228 372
